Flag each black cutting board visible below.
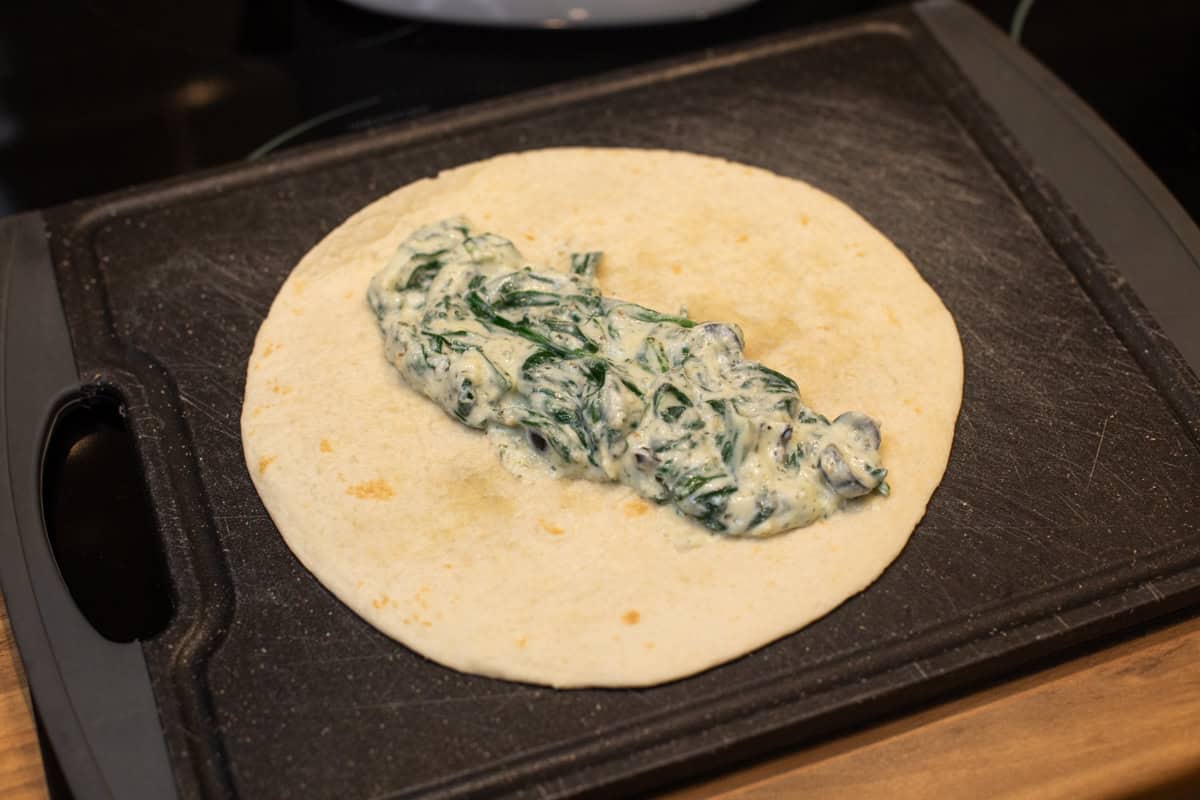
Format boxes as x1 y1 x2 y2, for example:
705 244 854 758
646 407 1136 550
3 3 1200 799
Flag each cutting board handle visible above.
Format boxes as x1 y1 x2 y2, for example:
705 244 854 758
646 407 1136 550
42 388 173 644
0 213 178 800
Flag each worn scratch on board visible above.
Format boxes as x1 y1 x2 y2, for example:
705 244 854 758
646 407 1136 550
1085 411 1116 492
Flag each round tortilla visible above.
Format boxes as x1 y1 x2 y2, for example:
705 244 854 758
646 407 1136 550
241 148 962 688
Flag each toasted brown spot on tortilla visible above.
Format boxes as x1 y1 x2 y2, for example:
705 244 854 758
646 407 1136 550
257 455 276 474
623 499 651 518
670 263 683 275
372 594 390 609
443 465 515 523
644 641 655 649
813 286 857 322
622 610 641 625
516 636 528 648
290 307 303 316
523 232 537 241
319 438 333 453
735 233 749 243
261 342 280 358
799 213 810 225
343 291 354 300
539 518 564 535
346 479 395 501
886 306 900 327
684 303 801 362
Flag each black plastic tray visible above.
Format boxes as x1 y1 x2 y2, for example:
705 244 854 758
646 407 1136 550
3 3 1200 799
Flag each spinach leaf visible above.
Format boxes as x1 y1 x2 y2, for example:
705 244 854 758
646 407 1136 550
627 305 696 328
570 251 602 277
404 253 446 290
492 290 563 310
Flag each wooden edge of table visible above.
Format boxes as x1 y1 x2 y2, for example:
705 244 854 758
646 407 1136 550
2 588 1199 800
664 611 1200 799
0 593 47 800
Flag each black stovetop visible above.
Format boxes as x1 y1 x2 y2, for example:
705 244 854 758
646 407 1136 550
1 0 1197 219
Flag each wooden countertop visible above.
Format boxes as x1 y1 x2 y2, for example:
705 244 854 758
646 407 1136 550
3 591 1200 799
1 594 49 800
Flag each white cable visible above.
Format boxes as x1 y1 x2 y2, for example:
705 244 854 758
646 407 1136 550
247 96 382 160
1010 0 1038 43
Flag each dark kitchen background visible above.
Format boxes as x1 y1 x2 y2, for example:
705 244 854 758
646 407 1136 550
1 0 1197 220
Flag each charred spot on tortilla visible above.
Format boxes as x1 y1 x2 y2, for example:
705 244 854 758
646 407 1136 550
368 218 888 537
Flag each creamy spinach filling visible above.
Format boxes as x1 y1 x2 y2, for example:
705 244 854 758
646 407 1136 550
368 217 888 537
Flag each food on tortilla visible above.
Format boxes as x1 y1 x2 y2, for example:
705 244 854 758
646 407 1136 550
242 148 962 687
367 217 888 537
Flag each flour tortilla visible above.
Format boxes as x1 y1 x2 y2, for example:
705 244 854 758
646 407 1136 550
241 148 962 688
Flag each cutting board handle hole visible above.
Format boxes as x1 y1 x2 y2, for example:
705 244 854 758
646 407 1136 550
41 388 174 643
